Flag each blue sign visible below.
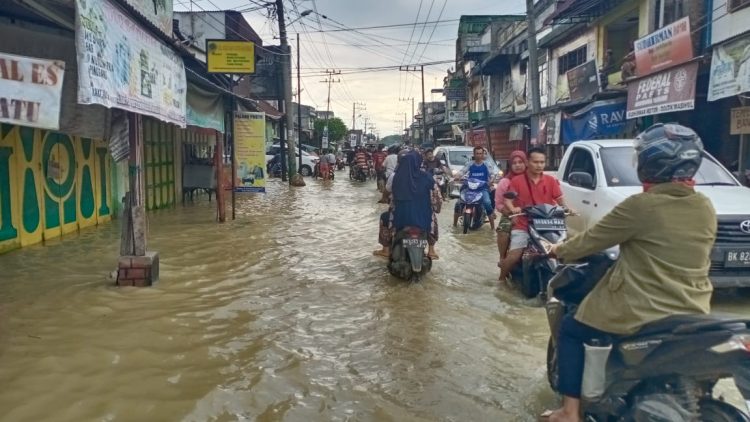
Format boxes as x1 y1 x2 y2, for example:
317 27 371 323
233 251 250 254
561 98 627 145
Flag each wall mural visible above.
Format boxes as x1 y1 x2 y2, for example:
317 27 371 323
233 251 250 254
0 124 112 253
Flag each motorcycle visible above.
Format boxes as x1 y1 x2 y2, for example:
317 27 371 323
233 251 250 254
504 192 570 299
350 164 368 182
457 178 487 234
545 250 750 421
433 168 448 199
388 226 432 282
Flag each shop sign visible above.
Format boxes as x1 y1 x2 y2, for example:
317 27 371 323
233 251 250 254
708 34 750 101
446 110 469 123
234 112 266 193
75 0 187 127
566 60 599 101
562 98 627 144
0 52 65 130
626 62 698 119
123 0 173 35
444 87 465 101
206 40 255 74
634 16 693 77
243 46 282 100
730 107 750 135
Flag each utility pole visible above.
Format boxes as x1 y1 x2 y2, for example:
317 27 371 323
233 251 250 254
352 101 366 133
320 69 340 149
275 0 297 180
297 35 303 170
400 97 414 125
526 0 541 115
400 64 427 144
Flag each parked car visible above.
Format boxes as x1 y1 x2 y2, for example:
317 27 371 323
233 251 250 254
433 146 501 198
265 145 319 176
557 139 750 290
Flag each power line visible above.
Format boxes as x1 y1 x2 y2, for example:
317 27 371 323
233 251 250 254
304 18 462 33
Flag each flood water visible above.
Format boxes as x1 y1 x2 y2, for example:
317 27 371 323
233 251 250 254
0 175 748 421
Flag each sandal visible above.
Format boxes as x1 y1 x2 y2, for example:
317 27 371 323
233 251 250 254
427 253 439 260
539 410 553 421
373 250 389 258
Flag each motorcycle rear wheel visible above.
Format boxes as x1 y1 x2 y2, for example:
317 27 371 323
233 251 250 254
546 337 559 391
462 212 470 234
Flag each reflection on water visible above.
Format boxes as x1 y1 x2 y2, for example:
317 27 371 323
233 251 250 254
0 177 746 421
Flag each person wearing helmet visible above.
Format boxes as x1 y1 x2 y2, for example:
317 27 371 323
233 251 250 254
543 123 717 422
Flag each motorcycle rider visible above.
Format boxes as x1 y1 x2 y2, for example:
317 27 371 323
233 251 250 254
452 146 496 230
542 124 717 422
373 151 439 259
500 147 570 284
354 147 369 179
495 151 527 264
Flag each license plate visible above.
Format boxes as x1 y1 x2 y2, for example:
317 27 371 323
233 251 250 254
725 249 750 267
403 238 427 248
534 218 565 226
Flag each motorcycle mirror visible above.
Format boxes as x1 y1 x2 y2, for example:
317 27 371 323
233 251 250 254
440 159 447 166
503 191 518 200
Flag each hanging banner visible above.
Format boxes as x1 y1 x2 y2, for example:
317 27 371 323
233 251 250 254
187 82 225 133
626 62 698 119
123 0 173 35
0 52 65 130
633 16 693 77
708 34 750 102
562 98 627 144
234 112 267 193
75 0 187 127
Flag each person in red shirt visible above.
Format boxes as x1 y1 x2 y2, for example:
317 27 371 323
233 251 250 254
372 144 388 190
499 147 571 283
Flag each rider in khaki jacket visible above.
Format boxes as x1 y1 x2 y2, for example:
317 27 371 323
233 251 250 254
556 182 716 335
546 123 717 422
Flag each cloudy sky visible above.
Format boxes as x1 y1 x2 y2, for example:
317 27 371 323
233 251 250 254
175 0 527 136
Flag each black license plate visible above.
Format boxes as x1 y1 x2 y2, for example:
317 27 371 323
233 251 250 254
725 250 750 267
403 238 428 248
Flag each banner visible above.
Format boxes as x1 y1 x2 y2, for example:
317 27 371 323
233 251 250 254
562 98 627 144
75 0 187 127
708 34 750 101
626 62 698 119
123 0 173 35
234 112 266 193
187 82 224 133
0 52 65 130
446 110 469 123
567 60 599 101
634 17 693 77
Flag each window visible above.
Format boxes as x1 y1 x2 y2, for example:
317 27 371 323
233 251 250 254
600 147 738 187
557 45 588 75
563 147 596 189
730 0 750 12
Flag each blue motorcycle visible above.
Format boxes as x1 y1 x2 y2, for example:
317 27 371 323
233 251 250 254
457 178 487 234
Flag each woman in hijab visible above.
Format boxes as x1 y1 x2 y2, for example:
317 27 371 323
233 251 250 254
495 150 527 267
374 151 439 259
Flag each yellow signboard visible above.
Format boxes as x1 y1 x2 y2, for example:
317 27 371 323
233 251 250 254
234 111 266 193
206 39 255 74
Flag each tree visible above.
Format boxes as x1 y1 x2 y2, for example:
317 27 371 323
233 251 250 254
313 117 348 147
380 135 402 146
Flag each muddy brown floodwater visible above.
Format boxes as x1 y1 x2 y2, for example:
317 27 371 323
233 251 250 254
0 177 747 421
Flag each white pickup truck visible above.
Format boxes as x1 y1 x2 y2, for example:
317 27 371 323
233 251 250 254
557 139 750 289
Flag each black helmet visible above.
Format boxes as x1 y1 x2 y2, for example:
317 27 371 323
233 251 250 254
635 123 704 184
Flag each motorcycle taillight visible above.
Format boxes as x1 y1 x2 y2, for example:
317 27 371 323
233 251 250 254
711 334 750 353
406 227 422 237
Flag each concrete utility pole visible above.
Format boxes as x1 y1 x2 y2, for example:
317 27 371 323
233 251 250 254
276 0 298 180
352 102 366 132
399 66 427 144
320 69 340 148
526 0 542 114
297 35 303 169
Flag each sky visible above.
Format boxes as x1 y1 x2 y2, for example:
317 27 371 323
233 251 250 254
175 0 527 137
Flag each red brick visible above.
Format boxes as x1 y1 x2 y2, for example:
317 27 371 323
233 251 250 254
126 268 146 279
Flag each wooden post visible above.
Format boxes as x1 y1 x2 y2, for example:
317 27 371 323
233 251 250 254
215 131 226 222
117 113 159 287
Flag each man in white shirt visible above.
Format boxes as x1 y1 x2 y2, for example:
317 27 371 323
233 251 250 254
383 145 399 179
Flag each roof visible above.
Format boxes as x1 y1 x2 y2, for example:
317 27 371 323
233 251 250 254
256 101 283 120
